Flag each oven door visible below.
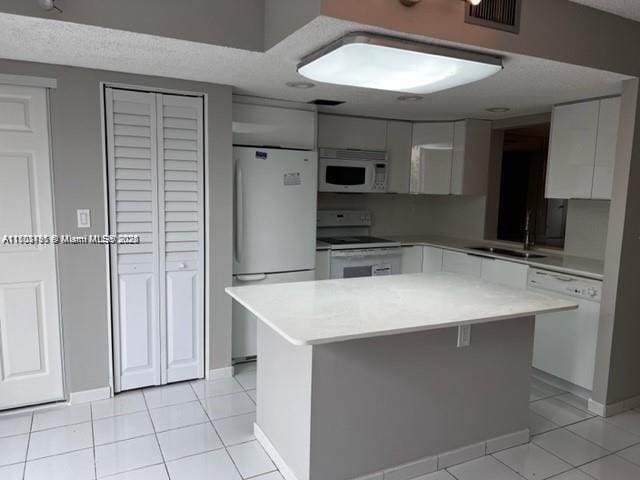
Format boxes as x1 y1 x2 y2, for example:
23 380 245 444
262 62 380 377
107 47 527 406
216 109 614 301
319 158 374 193
330 248 402 279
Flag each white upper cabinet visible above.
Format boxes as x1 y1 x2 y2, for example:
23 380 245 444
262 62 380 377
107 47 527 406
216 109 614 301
318 114 387 151
410 122 454 195
451 120 492 195
592 96 621 199
546 97 620 200
386 120 412 194
233 103 316 150
411 120 491 195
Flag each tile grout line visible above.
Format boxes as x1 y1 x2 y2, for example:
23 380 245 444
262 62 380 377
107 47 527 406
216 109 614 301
190 381 247 479
20 412 33 480
489 451 537 480
140 390 172 480
90 403 97 480
191 377 274 479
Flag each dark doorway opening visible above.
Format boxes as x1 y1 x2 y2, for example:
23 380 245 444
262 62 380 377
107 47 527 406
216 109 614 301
497 124 566 248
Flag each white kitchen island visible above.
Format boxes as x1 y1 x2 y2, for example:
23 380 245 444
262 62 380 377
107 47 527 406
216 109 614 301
226 273 577 480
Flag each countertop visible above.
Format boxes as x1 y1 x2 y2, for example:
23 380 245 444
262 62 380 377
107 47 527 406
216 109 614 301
226 272 577 346
315 234 603 280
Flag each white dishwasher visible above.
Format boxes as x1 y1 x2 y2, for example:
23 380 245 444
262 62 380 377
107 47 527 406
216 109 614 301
528 268 602 391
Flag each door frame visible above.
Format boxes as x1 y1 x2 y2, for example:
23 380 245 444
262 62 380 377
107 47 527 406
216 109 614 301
99 82 210 395
0 77 67 408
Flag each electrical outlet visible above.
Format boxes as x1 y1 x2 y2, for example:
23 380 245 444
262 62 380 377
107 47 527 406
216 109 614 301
457 325 471 348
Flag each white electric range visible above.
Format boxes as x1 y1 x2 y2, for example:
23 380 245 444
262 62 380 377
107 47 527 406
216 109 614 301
317 210 402 279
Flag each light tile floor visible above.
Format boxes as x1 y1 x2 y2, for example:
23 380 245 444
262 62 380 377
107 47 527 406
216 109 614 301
2 364 640 480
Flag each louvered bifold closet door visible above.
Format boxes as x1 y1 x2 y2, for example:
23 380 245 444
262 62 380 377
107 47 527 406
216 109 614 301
106 88 162 391
157 94 205 383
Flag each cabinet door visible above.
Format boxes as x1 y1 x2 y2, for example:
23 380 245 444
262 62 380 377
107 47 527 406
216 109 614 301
315 250 331 280
592 97 620 200
546 101 599 199
400 246 424 274
451 120 491 196
411 122 454 195
422 246 444 273
318 114 387 151
480 258 528 289
442 251 482 277
386 121 412 193
233 104 316 150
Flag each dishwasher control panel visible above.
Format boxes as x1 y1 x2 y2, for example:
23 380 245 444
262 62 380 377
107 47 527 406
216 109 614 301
527 269 602 302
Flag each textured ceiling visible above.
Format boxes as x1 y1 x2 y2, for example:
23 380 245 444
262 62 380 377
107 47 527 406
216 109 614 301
0 13 630 121
569 0 640 22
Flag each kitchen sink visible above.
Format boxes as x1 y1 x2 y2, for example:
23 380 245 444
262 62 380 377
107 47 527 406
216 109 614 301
467 246 547 259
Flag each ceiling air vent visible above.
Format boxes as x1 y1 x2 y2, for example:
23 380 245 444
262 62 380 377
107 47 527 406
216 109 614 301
465 0 521 34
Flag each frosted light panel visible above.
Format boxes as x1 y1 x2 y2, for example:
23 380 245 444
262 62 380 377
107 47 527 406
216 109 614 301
299 43 502 94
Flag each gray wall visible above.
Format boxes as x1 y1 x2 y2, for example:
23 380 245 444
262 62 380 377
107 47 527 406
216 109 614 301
318 193 486 240
564 200 610 260
309 319 533 480
0 59 233 394
0 0 265 51
264 0 321 50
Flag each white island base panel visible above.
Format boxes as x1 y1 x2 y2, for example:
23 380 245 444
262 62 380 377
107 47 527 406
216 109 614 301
255 318 536 480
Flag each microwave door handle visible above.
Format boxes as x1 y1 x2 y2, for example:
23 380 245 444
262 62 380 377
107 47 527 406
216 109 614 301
369 165 375 187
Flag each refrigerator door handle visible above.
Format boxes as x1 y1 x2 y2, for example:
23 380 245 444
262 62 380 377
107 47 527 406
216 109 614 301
235 163 244 264
236 273 267 282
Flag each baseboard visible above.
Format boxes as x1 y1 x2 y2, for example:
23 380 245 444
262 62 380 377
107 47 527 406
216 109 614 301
69 386 111 404
208 366 234 381
254 423 300 480
589 395 640 417
255 421 529 480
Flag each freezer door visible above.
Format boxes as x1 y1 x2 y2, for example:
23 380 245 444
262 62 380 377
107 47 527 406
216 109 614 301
232 270 315 359
234 147 318 275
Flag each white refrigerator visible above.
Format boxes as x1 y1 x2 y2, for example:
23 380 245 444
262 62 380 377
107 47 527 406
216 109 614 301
232 146 318 359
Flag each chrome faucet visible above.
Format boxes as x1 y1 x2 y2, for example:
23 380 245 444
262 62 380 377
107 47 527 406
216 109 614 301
523 210 534 251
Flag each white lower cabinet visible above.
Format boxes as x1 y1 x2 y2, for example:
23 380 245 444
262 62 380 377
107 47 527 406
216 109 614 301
480 258 529 289
442 250 482 277
315 250 331 280
400 246 424 274
422 246 444 273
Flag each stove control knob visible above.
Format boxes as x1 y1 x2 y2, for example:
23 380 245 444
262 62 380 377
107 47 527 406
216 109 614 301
585 287 598 298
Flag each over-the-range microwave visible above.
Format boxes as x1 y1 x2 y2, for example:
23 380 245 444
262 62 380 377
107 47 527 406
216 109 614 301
318 148 388 193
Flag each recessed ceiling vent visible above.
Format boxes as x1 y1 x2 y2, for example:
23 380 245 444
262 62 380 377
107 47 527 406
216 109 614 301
465 0 521 34
308 99 345 106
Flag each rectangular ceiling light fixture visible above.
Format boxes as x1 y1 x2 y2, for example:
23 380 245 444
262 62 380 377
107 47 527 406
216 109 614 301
298 33 503 94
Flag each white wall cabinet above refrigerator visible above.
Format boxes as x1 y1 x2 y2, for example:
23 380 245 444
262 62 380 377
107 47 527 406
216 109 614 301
318 114 387 151
410 119 491 196
545 96 620 200
233 103 316 150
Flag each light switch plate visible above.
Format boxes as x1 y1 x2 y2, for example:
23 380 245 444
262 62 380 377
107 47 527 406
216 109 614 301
457 325 471 348
77 209 91 228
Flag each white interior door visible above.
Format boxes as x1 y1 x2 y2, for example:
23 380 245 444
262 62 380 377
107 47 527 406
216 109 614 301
157 94 205 383
106 87 204 391
0 84 64 409
106 88 162 391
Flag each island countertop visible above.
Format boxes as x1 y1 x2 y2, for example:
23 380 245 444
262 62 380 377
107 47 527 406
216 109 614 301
225 272 577 346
